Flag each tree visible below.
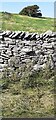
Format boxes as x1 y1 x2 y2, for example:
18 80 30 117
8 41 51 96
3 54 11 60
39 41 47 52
19 5 42 18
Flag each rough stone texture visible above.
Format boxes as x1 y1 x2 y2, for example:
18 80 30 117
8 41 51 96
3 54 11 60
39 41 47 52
0 30 56 76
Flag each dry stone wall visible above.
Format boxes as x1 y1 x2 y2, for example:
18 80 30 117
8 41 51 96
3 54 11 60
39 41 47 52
0 30 56 76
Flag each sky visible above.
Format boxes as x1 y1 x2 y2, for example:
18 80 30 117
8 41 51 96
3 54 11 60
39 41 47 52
0 1 55 18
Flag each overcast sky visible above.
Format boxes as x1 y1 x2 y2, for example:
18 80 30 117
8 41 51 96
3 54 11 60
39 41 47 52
0 1 55 18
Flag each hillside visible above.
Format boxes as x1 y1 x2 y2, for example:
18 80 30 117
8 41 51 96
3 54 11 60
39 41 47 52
0 12 55 118
0 12 54 33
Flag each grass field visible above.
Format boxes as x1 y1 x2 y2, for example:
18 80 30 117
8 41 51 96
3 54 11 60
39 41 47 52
0 12 54 33
0 70 55 118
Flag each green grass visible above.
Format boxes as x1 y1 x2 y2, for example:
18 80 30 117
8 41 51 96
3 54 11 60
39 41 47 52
0 69 55 118
0 12 54 33
0 77 54 118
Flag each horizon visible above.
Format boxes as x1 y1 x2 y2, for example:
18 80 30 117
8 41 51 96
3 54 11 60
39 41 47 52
0 2 54 18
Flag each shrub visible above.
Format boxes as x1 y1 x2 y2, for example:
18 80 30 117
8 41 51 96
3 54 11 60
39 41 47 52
19 5 42 18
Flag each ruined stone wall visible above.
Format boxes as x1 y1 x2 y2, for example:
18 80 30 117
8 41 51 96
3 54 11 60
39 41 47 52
0 30 56 75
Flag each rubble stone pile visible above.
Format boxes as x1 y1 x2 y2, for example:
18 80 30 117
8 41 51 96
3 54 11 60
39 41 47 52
0 30 56 75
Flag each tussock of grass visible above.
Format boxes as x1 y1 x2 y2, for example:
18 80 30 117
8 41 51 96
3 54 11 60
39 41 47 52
0 69 55 118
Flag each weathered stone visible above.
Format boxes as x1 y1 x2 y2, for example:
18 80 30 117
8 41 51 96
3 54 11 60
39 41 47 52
0 30 56 76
